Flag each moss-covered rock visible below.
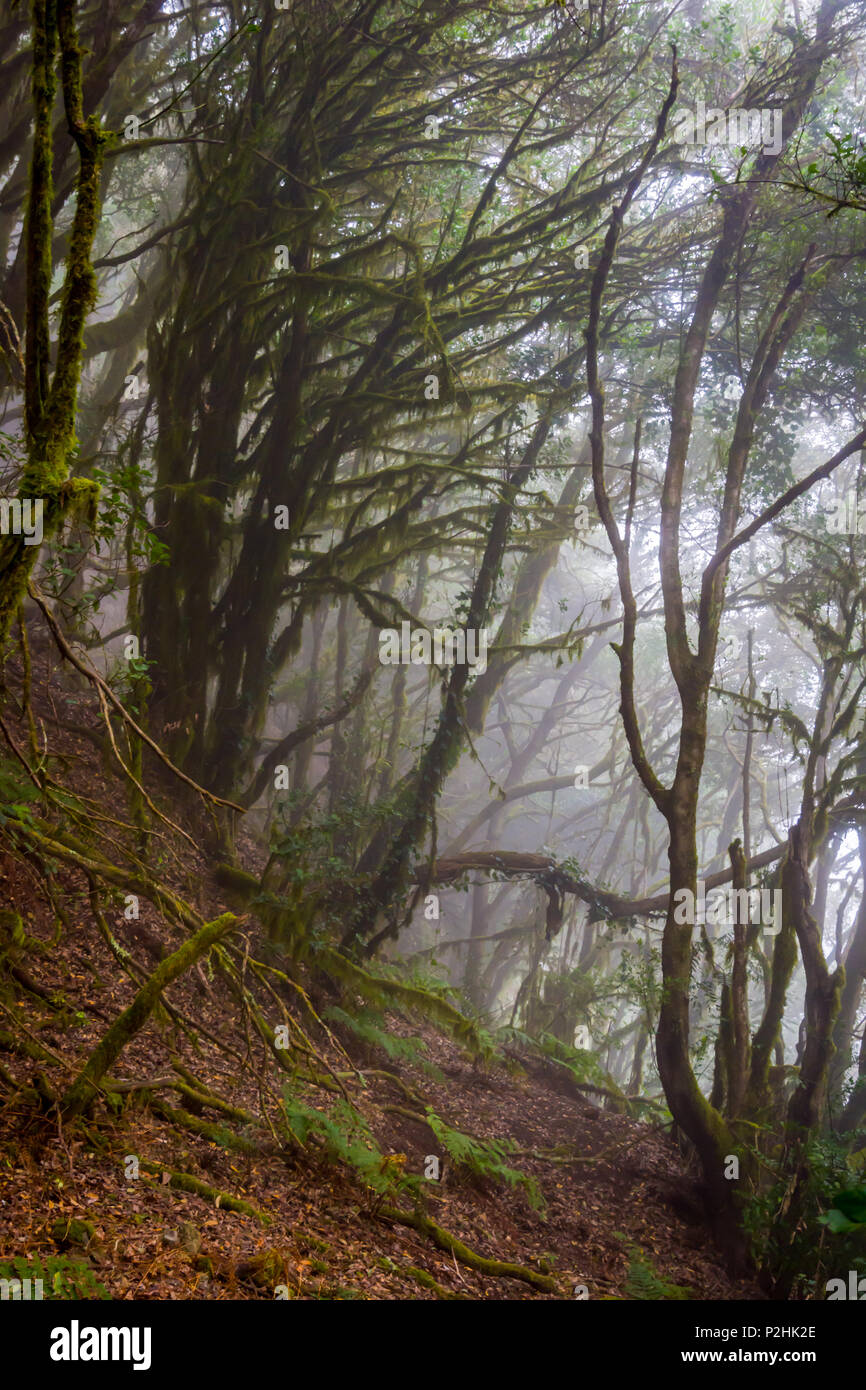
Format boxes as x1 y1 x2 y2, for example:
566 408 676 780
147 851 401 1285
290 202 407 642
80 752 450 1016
178 1220 201 1256
49 1216 96 1249
235 1248 291 1288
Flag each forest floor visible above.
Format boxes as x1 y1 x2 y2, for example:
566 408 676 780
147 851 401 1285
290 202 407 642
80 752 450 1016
0 629 764 1300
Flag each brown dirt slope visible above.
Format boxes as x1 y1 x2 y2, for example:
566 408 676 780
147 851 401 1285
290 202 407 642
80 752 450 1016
0 621 761 1300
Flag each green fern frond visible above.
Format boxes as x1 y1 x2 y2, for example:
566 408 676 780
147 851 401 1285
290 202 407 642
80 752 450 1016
424 1107 545 1213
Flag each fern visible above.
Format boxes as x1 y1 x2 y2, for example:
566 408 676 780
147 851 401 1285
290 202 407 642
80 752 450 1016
536 1032 607 1086
619 1242 692 1301
318 947 493 1061
424 1107 545 1213
0 1254 109 1300
323 1004 445 1080
282 1093 419 1198
323 1005 423 1063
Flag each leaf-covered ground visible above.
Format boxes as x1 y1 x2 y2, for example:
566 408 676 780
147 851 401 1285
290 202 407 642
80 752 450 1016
0 638 762 1301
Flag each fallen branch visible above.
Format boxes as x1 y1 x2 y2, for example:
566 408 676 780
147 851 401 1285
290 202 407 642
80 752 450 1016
146 1096 269 1156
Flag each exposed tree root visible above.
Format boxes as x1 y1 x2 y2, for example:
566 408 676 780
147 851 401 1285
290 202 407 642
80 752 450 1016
404 1264 469 1299
138 1160 270 1223
378 1206 561 1293
145 1096 271 1157
365 1069 428 1108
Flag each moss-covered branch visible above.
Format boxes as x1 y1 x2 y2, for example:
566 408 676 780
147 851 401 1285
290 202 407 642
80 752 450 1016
404 1264 468 1299
138 1161 269 1223
61 913 237 1117
379 1206 561 1293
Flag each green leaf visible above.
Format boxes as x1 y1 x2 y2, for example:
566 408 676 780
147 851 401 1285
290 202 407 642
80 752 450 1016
819 1208 857 1233
827 1185 866 1225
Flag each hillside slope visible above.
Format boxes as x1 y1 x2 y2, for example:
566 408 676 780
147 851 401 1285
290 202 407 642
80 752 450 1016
0 622 760 1301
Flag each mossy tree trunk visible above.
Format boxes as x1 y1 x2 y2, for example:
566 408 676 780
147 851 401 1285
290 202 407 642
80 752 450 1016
0 0 105 644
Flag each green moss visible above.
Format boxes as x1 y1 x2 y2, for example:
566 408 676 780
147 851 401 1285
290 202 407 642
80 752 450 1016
236 1249 290 1287
214 863 260 903
295 1232 334 1256
49 1217 95 1249
138 1161 269 1224
405 1264 466 1299
1 0 105 648
0 910 26 954
380 1205 560 1293
61 913 236 1117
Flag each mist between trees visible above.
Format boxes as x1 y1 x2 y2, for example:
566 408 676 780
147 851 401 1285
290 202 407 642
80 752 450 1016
3 0 866 1301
